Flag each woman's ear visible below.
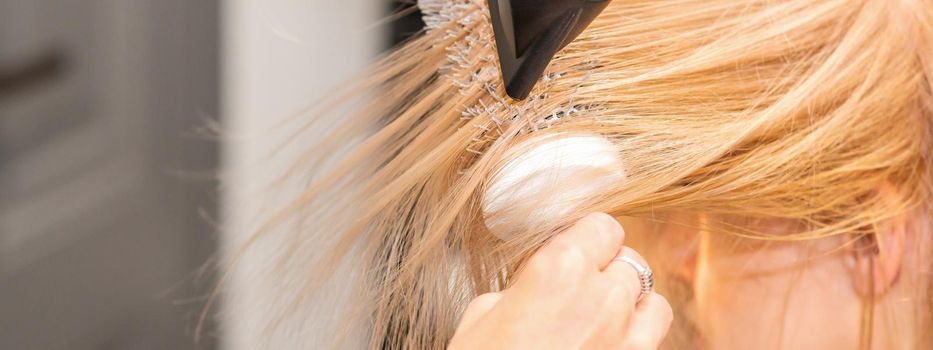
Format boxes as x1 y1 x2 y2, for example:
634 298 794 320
656 212 701 284
845 183 907 297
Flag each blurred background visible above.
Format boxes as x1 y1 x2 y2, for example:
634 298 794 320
0 1 424 349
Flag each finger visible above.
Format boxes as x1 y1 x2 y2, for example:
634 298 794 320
539 212 625 271
603 246 649 305
618 292 674 350
456 292 503 330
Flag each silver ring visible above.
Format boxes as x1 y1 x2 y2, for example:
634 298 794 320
611 256 654 303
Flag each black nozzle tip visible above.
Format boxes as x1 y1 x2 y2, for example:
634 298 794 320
487 0 611 100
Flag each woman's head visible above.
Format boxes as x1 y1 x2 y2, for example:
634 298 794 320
244 0 933 348
646 205 933 349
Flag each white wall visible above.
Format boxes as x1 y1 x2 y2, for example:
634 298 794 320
222 1 381 349
1 1 220 349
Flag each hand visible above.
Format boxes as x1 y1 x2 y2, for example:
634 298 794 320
449 213 673 349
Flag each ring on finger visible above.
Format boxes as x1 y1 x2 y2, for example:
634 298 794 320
611 256 654 303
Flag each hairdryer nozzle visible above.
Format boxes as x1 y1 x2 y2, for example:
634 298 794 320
487 0 611 100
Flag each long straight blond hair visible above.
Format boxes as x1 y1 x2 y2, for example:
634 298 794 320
233 0 933 348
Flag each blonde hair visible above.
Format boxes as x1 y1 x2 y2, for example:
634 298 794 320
237 0 933 348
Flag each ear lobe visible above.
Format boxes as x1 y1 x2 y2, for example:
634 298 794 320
846 184 907 297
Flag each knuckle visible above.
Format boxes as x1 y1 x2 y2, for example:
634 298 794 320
537 238 588 275
553 245 588 274
546 236 575 254
581 212 623 241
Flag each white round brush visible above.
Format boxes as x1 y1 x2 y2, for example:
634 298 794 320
482 133 627 240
